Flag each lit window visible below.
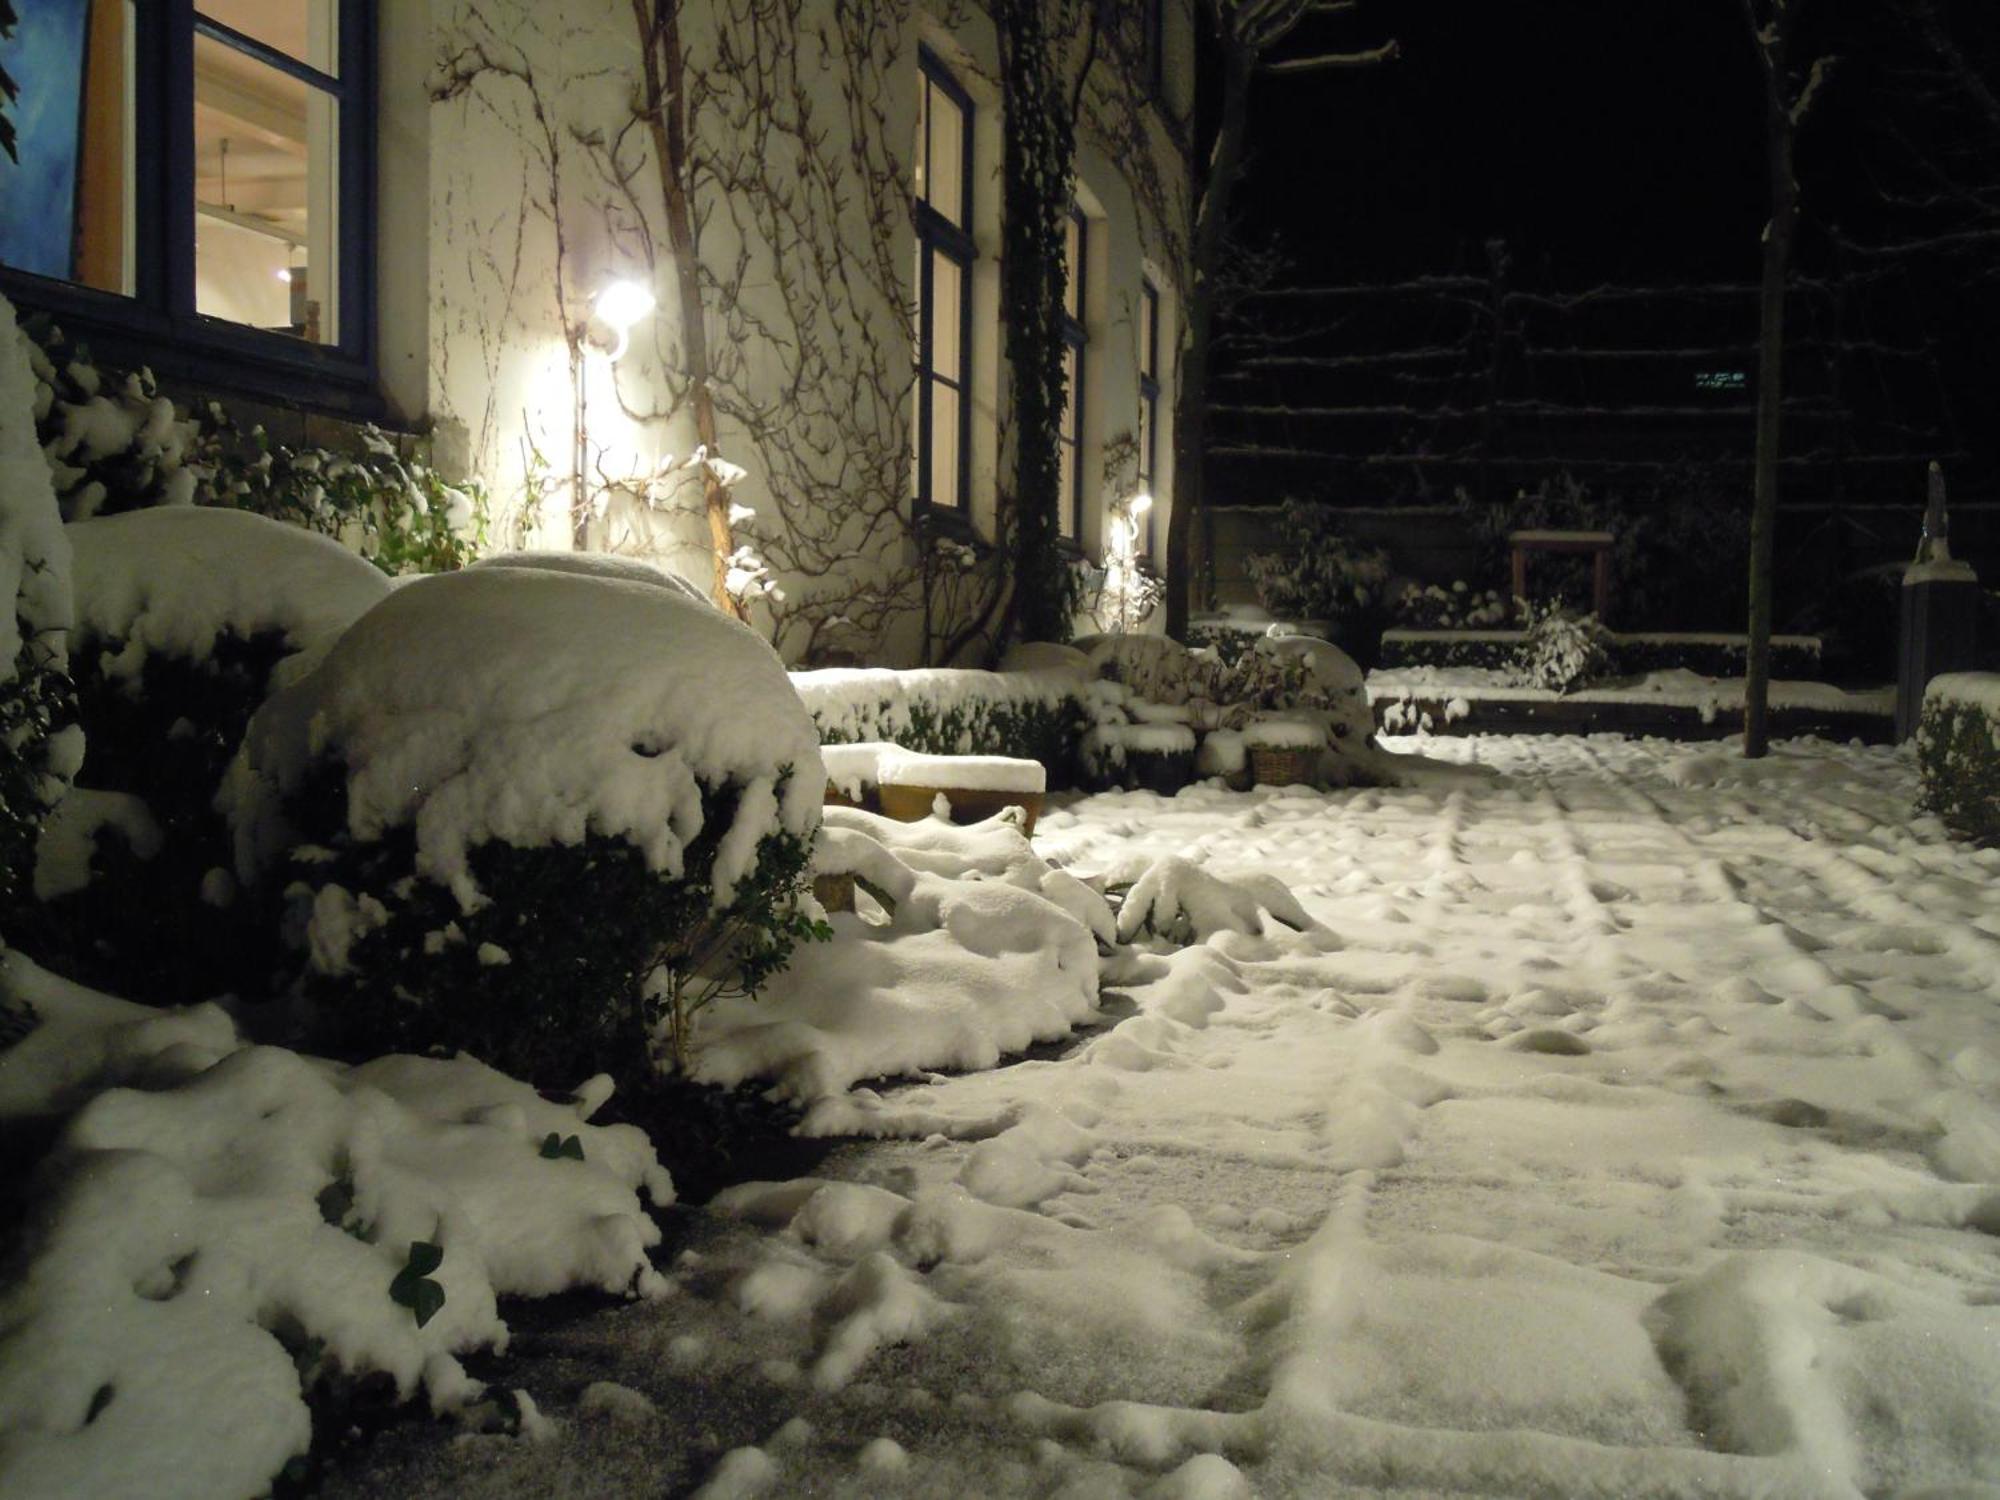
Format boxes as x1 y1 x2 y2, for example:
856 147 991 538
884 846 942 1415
1137 277 1160 557
0 1 373 371
1059 205 1086 541
915 50 974 512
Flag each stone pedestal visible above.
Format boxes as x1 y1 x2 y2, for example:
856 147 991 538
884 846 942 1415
1896 562 1981 741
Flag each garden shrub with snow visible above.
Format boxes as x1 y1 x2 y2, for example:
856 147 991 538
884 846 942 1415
26 316 486 573
0 295 80 936
226 568 827 1090
791 665 1090 787
1917 673 2000 845
18 510 390 1004
1511 598 1612 694
0 951 672 1500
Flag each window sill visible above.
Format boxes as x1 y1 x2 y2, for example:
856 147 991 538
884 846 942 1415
2 267 384 421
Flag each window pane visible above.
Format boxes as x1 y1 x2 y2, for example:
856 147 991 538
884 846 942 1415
1063 215 1082 320
1061 345 1078 441
929 251 962 379
196 0 338 76
1141 282 1158 375
929 379 961 507
0 0 134 294
194 32 338 342
925 80 964 227
1058 439 1075 538
1138 397 1154 487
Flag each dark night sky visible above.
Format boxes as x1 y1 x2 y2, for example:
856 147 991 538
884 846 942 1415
1236 1 1771 286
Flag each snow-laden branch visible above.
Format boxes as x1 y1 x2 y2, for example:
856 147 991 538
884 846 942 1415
1262 38 1401 75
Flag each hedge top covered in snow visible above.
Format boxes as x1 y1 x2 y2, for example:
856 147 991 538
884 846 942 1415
227 568 824 909
790 665 1081 748
1 295 72 676
1924 672 2000 716
68 506 390 677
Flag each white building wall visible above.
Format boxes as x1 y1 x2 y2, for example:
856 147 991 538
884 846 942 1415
395 0 1192 664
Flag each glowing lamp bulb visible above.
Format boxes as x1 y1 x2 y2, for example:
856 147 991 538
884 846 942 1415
594 280 657 360
1129 492 1153 516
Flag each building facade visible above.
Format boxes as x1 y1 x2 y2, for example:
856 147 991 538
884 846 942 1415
0 0 1196 664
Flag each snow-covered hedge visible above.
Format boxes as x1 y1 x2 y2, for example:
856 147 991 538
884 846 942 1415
228 569 827 1088
0 295 79 934
26 316 485 572
791 667 1091 789
1917 673 2000 845
0 952 671 1500
20 510 391 1003
1380 628 1824 680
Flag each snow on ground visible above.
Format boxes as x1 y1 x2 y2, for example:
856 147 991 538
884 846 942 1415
1369 665 1897 719
311 732 2000 1500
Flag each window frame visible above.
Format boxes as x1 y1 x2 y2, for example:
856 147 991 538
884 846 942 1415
1058 203 1086 543
1137 276 1161 557
913 47 975 518
0 0 380 414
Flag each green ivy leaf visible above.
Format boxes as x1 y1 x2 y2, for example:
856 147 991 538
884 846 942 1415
539 1132 586 1161
389 1240 447 1328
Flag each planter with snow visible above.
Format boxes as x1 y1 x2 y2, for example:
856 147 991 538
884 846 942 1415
1243 717 1327 787
874 749 1047 835
820 740 900 811
1116 722 1198 795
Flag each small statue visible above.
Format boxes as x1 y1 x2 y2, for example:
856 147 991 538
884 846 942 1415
1917 460 1952 565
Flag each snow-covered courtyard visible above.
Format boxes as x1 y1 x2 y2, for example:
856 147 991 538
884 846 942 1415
311 732 2000 1500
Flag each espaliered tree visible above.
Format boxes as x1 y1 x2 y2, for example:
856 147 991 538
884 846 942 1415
630 0 747 621
993 0 1098 646
1165 0 1397 640
1740 0 1831 758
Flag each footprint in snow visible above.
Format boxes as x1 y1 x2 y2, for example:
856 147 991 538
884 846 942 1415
1502 1027 1593 1056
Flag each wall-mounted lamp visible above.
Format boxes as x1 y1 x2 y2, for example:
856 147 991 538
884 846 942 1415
1105 492 1156 633
593 279 657 362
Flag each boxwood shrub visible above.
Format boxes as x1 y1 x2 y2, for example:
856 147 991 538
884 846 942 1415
14 629 290 1002
291 771 821 1093
1917 675 2000 846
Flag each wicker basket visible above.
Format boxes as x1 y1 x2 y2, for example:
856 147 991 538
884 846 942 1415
1248 745 1315 787
811 871 856 913
877 783 1043 836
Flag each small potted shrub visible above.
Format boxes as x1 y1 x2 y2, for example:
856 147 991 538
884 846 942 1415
1243 717 1327 787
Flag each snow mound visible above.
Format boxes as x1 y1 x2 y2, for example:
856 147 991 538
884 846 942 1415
1114 855 1318 944
696 816 1102 1100
0 956 672 1500
225 567 823 908
67 506 390 679
470 547 711 607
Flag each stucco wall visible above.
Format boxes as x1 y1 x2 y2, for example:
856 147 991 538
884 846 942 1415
408 0 1192 664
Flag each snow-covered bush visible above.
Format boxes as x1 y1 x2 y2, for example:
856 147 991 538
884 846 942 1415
207 423 488 576
18 511 390 1003
228 569 827 1088
26 319 210 519
25 319 485 572
1511 599 1612 694
792 667 1091 788
1391 579 1513 630
1917 674 2000 845
0 295 80 935
0 952 671 1500
1244 499 1391 641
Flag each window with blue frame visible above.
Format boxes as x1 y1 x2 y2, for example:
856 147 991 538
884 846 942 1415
0 0 374 387
1059 204 1086 541
914 50 974 513
1137 276 1160 557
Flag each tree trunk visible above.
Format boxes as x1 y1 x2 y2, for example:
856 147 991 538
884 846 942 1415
1166 34 1253 641
1744 42 1797 758
632 0 746 621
